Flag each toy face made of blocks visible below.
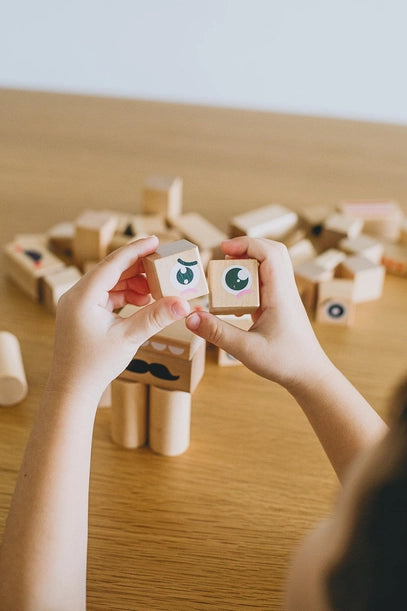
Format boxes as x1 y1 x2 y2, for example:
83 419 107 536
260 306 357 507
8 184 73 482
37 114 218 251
208 259 260 315
143 239 208 300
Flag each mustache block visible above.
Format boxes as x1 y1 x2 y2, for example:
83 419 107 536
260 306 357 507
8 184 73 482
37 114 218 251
126 359 180 381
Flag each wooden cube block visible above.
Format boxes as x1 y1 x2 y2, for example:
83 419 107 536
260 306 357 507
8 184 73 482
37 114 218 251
142 175 183 220
316 279 356 326
338 256 385 302
294 261 333 316
315 248 346 272
73 210 117 268
288 239 316 266
143 239 208 300
149 386 191 456
208 259 260 315
321 213 363 249
170 212 227 252
339 200 403 242
47 221 75 262
229 204 298 239
299 204 333 236
339 234 384 264
4 236 65 301
382 244 407 276
43 265 82 314
120 318 206 393
111 379 148 449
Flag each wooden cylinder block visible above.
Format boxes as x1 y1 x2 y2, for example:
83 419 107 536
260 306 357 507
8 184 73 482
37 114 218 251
111 379 148 448
0 331 28 406
149 386 191 456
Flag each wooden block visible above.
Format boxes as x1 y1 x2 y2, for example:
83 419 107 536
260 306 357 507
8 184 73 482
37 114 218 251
229 204 298 239
320 213 363 249
47 221 75 262
43 265 82 314
315 248 346 271
142 175 183 220
143 239 208 300
4 236 65 301
149 386 191 456
208 259 260 315
316 279 356 326
339 200 403 242
0 331 28 406
299 204 333 234
111 379 148 449
73 210 117 268
120 319 206 393
382 244 407 276
170 212 227 252
216 314 252 367
294 261 333 315
338 256 385 302
339 234 384 264
287 239 316 266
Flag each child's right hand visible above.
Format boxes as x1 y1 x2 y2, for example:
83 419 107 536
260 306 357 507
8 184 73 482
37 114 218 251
186 237 329 391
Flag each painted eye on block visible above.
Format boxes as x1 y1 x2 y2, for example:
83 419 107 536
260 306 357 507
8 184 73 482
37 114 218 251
324 300 347 320
222 265 252 295
170 258 200 291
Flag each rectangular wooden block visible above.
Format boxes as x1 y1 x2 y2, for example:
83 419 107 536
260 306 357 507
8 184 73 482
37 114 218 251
382 244 407 276
339 200 403 242
142 175 183 220
315 248 346 271
287 239 316 266
47 221 75 263
4 236 65 301
316 279 356 326
170 212 227 252
111 379 148 449
73 210 117 267
294 261 333 316
208 259 260 315
43 265 82 314
320 213 363 249
229 204 298 239
339 234 384 264
338 256 385 302
143 239 208 300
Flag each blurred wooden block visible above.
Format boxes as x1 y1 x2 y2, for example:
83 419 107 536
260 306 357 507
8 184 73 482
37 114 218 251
294 261 333 316
316 279 356 326
321 213 363 249
120 318 206 393
149 386 191 456
229 204 298 239
142 175 183 220
288 239 316 266
208 259 259 315
73 210 117 268
382 244 407 276
315 248 346 272
0 331 28 406
143 239 208 300
4 235 65 301
43 265 82 314
339 200 403 242
170 212 227 252
339 234 384 264
111 379 148 449
338 256 385 302
47 221 75 262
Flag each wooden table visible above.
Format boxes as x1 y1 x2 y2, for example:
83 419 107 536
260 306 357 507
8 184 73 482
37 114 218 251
1 89 407 610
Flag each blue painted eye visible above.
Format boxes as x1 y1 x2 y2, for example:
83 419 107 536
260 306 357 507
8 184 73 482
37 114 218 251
170 258 200 291
222 265 252 294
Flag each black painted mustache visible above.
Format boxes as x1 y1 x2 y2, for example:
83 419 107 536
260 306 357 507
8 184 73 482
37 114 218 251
126 359 180 381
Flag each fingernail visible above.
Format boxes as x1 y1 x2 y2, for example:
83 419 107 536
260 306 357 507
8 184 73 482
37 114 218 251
186 312 200 330
172 301 190 318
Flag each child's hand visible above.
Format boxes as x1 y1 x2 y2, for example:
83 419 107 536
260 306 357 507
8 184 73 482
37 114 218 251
48 236 190 400
186 237 327 391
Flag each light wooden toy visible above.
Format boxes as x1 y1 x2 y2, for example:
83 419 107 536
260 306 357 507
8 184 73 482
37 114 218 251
43 265 82 314
382 244 407 276
170 212 227 255
208 259 260 315
47 221 75 262
0 331 28 406
287 239 316 266
143 239 208 301
73 210 117 268
110 379 148 449
294 261 333 315
4 235 65 301
339 200 403 242
338 256 385 303
315 248 346 272
142 175 183 220
339 234 384 264
229 203 298 240
149 386 191 456
316 279 356 326
320 213 363 249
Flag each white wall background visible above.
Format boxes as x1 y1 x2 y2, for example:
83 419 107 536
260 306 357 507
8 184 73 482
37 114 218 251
1 0 407 124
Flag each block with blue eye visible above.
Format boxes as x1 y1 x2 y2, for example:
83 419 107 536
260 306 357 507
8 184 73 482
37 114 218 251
208 259 260 315
143 239 208 300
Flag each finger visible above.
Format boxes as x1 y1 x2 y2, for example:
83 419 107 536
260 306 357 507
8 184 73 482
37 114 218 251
107 291 151 312
186 310 251 359
122 297 191 344
111 274 150 295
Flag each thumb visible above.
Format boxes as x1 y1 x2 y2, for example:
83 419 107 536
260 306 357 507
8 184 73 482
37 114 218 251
124 297 190 344
186 310 248 359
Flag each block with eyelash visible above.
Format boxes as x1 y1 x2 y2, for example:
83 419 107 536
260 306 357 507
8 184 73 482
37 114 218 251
208 259 260 315
142 239 209 301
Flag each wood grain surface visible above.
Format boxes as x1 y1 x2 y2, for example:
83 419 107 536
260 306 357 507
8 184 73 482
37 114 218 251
1 89 407 610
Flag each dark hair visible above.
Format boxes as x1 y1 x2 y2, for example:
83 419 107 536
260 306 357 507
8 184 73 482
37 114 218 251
326 377 407 610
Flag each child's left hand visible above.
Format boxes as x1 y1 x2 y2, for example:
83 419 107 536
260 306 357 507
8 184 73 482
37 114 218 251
48 236 190 401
